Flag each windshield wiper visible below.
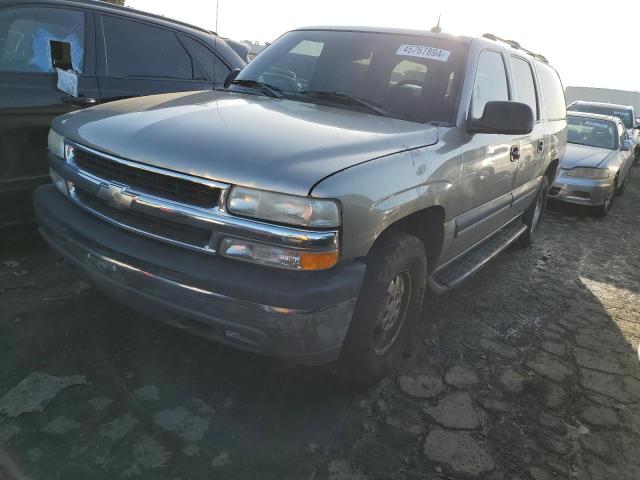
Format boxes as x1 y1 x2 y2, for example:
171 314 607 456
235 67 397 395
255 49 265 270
298 90 390 117
230 79 283 98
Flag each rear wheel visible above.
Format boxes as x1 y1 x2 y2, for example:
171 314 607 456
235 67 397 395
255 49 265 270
519 175 550 247
339 231 427 385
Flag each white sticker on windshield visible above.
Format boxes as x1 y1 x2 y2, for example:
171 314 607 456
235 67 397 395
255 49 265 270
396 44 450 62
584 121 610 129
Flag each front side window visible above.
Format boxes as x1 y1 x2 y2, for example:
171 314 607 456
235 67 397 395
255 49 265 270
0 7 84 73
233 30 469 124
471 50 509 119
101 15 192 79
567 116 617 150
511 56 538 119
180 35 230 82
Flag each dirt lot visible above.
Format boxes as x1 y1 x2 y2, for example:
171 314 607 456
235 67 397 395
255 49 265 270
1 172 639 480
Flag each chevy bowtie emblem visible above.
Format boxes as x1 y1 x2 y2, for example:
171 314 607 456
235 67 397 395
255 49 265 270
97 182 136 210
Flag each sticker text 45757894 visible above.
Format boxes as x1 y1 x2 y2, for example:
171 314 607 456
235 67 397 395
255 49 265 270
396 44 451 62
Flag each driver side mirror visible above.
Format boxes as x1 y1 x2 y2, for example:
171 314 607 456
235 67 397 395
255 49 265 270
468 101 534 135
223 68 242 89
621 139 633 151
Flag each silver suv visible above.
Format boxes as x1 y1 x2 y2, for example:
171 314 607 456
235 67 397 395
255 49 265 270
35 27 567 383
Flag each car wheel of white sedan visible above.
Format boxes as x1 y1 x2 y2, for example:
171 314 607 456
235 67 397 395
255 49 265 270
593 179 616 217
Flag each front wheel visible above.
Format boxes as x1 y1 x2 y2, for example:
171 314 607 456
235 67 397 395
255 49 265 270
592 181 616 217
519 175 550 247
339 231 427 385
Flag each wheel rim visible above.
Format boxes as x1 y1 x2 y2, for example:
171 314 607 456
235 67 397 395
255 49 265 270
373 271 412 356
603 186 614 211
531 184 547 233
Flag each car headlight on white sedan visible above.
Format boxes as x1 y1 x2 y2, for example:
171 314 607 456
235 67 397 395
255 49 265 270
226 186 341 228
565 167 611 179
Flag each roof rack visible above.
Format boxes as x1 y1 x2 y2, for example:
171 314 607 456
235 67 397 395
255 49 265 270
482 33 548 64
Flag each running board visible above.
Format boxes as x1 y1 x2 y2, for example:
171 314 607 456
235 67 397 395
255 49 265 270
429 220 527 294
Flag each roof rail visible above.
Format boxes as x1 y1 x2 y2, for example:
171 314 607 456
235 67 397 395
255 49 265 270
482 33 548 64
80 0 215 36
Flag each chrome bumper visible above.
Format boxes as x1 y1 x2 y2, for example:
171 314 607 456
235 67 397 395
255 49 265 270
35 185 364 365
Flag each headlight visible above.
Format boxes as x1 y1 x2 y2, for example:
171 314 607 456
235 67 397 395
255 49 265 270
47 129 65 159
565 167 611 179
227 186 340 228
219 238 338 270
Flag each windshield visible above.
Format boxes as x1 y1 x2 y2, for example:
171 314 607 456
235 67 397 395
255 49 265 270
232 30 468 124
567 116 617 149
568 104 633 129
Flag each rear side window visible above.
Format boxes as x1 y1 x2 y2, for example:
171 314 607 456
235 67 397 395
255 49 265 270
101 15 192 79
471 50 509 119
510 56 538 120
0 7 84 73
180 35 230 82
536 62 566 120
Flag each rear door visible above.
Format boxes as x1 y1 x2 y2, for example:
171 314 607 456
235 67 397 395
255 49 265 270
509 55 545 212
95 13 213 102
0 5 98 216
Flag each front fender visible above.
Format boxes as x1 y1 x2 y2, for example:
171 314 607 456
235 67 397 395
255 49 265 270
311 130 463 259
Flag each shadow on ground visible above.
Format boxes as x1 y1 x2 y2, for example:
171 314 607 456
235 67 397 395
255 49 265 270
1 171 639 480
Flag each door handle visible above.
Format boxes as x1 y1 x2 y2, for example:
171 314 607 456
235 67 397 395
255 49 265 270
510 145 520 161
61 95 97 107
537 140 545 153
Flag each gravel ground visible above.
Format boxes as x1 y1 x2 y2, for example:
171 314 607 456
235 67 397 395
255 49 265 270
0 172 639 480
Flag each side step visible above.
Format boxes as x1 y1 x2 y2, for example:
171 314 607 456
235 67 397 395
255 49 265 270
429 220 527 294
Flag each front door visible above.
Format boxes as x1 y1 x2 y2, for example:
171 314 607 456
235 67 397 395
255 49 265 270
455 49 519 255
0 5 98 225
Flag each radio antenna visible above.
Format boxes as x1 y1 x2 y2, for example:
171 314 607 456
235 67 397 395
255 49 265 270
214 0 219 89
431 15 442 33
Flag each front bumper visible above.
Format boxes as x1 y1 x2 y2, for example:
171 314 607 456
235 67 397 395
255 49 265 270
34 185 366 365
550 170 613 206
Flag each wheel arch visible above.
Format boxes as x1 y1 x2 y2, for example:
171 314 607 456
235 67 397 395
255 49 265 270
367 205 445 274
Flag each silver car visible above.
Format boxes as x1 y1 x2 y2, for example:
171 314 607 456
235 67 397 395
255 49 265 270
550 112 634 216
35 27 567 383
568 101 640 162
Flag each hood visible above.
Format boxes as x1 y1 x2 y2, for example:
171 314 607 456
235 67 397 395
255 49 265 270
54 90 438 196
561 143 615 170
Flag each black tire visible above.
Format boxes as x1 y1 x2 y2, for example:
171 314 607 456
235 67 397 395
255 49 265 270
339 230 427 386
592 179 616 217
519 175 550 247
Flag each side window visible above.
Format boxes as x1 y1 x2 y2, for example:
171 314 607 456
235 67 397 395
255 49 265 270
0 7 85 73
510 56 538 119
180 35 230 82
536 62 566 120
101 15 192 79
471 50 509 119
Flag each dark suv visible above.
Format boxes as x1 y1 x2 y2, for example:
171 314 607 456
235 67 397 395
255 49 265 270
0 0 245 228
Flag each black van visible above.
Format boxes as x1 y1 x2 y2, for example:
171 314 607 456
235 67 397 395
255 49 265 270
0 0 245 228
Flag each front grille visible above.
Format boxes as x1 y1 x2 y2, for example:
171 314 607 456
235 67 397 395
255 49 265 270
73 148 221 208
75 188 213 249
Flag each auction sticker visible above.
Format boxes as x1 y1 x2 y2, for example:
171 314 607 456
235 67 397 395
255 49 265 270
396 44 450 62
584 121 610 129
